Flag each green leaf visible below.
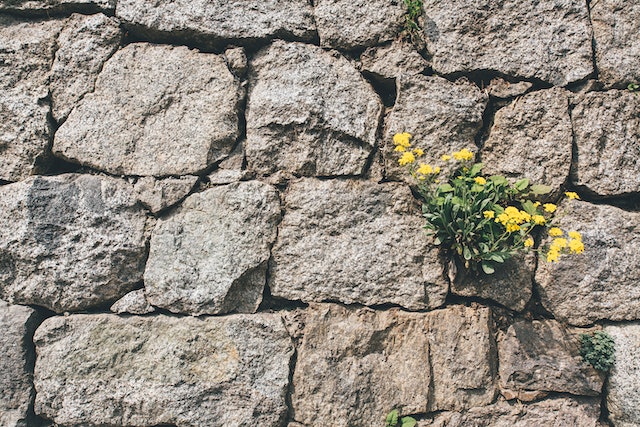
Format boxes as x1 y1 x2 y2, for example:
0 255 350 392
490 254 504 263
520 200 537 215
463 246 472 260
514 178 529 191
469 162 483 177
386 410 398 427
438 184 454 193
401 417 417 427
481 261 495 274
489 175 508 186
529 184 552 195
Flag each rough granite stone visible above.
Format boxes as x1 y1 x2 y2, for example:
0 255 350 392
360 40 430 80
270 179 448 310
0 301 42 427
314 0 405 50
605 323 640 427
133 175 198 214
33 313 293 427
536 200 640 326
246 41 383 177
50 13 122 122
291 304 431 427
498 320 604 400
0 16 62 182
426 305 497 411
421 0 594 86
451 252 534 312
224 46 247 78
292 304 495 426
482 88 573 197
422 397 601 426
207 142 251 185
0 0 114 14
384 74 487 180
571 90 640 197
54 43 242 177
0 174 148 313
487 78 532 99
115 0 316 48
591 0 640 88
109 289 155 315
144 181 281 316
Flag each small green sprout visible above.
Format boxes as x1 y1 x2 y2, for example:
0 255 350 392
579 331 615 373
386 409 417 427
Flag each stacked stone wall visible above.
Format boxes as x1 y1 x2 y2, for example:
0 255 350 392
0 0 639 426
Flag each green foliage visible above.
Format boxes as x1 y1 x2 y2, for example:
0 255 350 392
628 83 639 92
403 0 423 42
386 409 417 427
579 331 615 373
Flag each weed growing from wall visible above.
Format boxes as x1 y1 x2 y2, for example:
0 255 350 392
402 0 423 44
579 331 615 373
393 132 585 275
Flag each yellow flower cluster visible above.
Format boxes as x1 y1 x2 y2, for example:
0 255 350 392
547 229 584 262
452 148 474 162
495 206 531 233
393 133 427 166
416 164 440 176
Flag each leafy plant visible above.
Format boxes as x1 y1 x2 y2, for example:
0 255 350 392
579 331 615 373
386 409 417 427
402 0 423 43
628 82 639 92
393 132 585 274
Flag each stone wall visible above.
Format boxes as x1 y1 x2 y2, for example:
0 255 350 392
0 0 639 426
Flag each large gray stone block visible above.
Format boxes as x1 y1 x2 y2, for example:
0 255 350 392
246 41 383 177
270 178 448 310
54 43 242 177
0 174 149 313
0 0 114 14
144 181 281 316
605 323 640 427
33 313 293 427
422 0 593 86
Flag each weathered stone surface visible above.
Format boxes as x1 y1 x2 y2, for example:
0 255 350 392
109 289 155 315
270 179 448 310
384 74 487 180
451 252 534 312
605 323 640 427
498 320 603 400
207 142 251 185
292 304 431 427
133 175 198 214
115 0 316 48
224 46 247 78
591 0 640 87
482 88 572 197
571 90 640 197
0 0 114 14
427 305 497 411
50 13 122 122
54 43 242 177
422 397 601 426
422 0 593 86
360 40 430 80
0 301 42 427
0 174 148 313
0 17 62 182
34 313 293 427
145 181 280 316
487 78 532 99
246 41 383 177
314 0 405 50
536 200 640 326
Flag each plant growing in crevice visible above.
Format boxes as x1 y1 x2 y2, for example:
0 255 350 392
579 330 615 373
628 82 639 93
386 409 417 427
402 0 423 44
393 132 585 275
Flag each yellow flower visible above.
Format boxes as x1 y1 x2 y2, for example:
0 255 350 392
548 227 563 237
393 132 412 148
547 248 560 262
394 145 406 152
532 215 546 225
434 166 441 174
416 163 434 175
398 151 416 166
524 237 534 247
565 191 580 200
569 239 585 254
452 148 474 161
568 231 582 240
413 148 424 157
552 238 568 249
533 201 541 208
483 210 495 219
543 203 557 213
474 177 487 185
441 154 452 161
506 223 521 232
